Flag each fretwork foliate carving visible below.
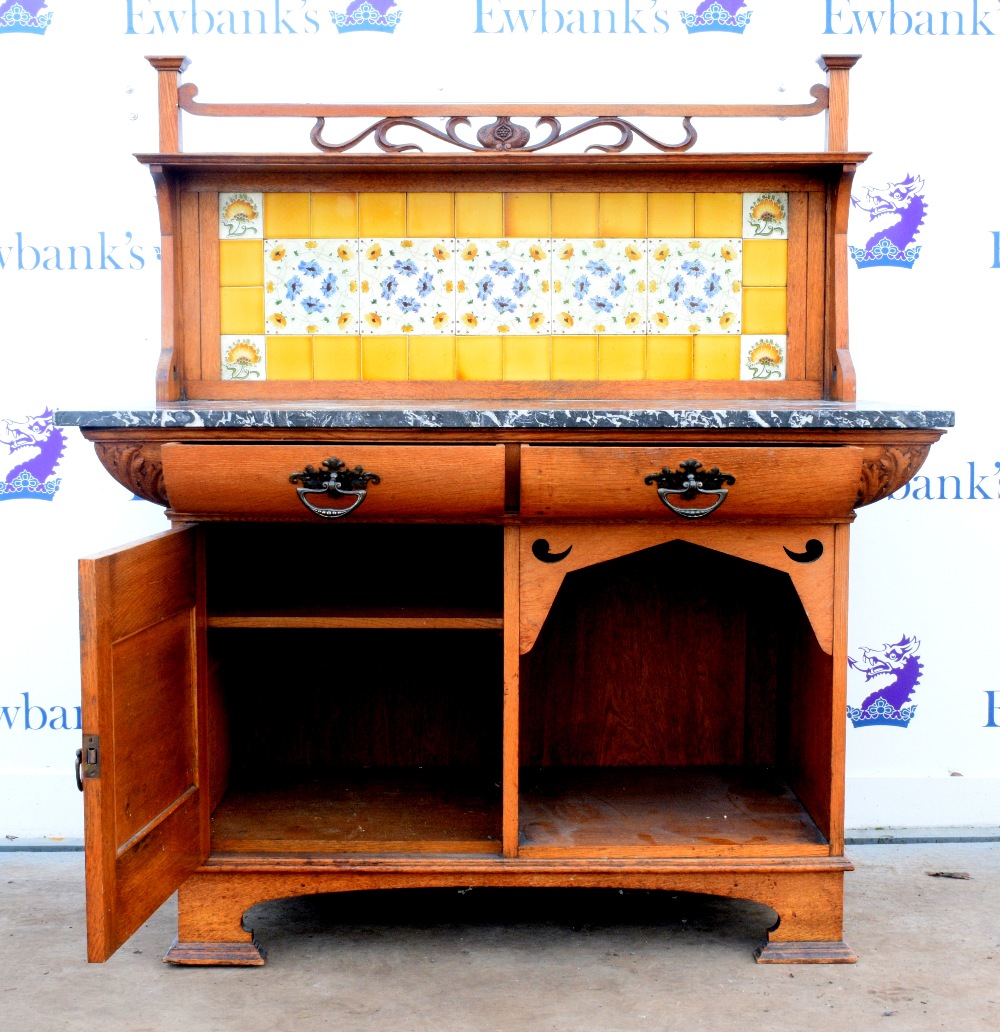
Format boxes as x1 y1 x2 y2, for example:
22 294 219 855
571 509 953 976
856 445 932 507
93 443 168 506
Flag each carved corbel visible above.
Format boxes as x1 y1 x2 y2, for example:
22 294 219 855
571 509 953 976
856 444 932 507
93 442 168 506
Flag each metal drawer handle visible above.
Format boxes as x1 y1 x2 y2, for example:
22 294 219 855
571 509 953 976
644 459 736 519
289 457 381 519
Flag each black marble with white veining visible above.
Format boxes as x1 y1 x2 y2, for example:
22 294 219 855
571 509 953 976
54 402 954 431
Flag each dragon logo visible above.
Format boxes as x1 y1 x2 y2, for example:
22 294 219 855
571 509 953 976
849 175 927 269
0 409 66 500
847 635 922 728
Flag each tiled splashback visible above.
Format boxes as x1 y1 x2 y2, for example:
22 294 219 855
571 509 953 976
217 192 788 382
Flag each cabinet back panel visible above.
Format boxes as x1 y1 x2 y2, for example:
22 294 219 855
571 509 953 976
520 541 803 768
216 629 502 775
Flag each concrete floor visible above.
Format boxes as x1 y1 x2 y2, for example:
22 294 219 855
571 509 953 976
2 844 997 1032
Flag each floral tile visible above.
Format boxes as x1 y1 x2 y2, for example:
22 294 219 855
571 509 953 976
647 239 742 335
264 239 359 336
743 193 789 239
741 335 787 381
455 238 550 335
358 239 455 335
219 192 263 239
551 239 646 335
221 335 266 381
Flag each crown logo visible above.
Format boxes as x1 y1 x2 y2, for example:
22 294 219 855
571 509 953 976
849 238 922 270
848 698 918 729
0 409 65 501
0 1 53 34
332 0 402 33
680 1 751 33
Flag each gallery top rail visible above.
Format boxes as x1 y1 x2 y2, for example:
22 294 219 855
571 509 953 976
147 54 861 156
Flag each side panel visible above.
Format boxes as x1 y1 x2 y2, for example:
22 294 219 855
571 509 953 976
80 526 206 962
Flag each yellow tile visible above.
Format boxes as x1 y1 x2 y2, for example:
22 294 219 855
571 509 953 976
362 336 408 380
504 193 551 237
743 240 788 287
219 240 264 287
314 336 361 379
694 193 743 237
409 336 456 380
456 193 503 237
552 336 598 380
648 193 695 237
406 193 455 237
457 337 503 380
693 335 740 380
359 193 406 236
600 194 646 238
599 336 645 380
266 336 313 380
647 336 693 380
551 193 600 237
312 193 358 237
263 193 311 237
219 287 264 334
504 337 551 380
742 288 787 333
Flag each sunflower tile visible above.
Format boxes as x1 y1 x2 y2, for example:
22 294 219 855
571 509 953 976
219 192 263 239
743 192 789 239
264 239 358 336
456 239 550 336
221 335 266 380
741 335 787 382
552 239 646 335
359 239 455 335
647 239 741 336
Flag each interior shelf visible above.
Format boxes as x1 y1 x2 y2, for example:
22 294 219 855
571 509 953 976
211 770 502 855
208 605 503 630
518 767 829 858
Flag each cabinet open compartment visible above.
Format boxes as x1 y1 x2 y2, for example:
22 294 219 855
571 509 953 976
518 540 835 859
203 523 505 856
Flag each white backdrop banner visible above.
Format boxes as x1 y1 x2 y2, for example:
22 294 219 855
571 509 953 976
1 1 996 840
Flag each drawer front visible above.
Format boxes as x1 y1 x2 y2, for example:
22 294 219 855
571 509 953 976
520 446 863 519
161 444 507 520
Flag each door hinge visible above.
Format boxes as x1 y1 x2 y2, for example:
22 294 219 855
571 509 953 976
75 734 100 790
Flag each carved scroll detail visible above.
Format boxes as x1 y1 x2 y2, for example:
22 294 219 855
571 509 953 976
856 445 932 507
94 443 168 506
309 114 697 155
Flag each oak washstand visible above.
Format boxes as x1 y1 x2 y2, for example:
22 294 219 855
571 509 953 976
57 55 952 965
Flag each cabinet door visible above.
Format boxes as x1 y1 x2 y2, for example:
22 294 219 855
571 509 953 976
79 526 206 962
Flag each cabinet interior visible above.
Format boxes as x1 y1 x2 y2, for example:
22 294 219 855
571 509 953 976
201 527 832 859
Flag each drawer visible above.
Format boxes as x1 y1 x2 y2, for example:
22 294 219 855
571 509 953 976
520 446 863 520
161 444 507 520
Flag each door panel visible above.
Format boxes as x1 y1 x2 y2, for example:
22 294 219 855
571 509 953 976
80 526 205 962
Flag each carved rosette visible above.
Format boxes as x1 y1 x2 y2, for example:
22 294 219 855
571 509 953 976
93 442 168 506
856 444 932 507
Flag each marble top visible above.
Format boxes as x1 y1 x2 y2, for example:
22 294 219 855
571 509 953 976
54 402 954 431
